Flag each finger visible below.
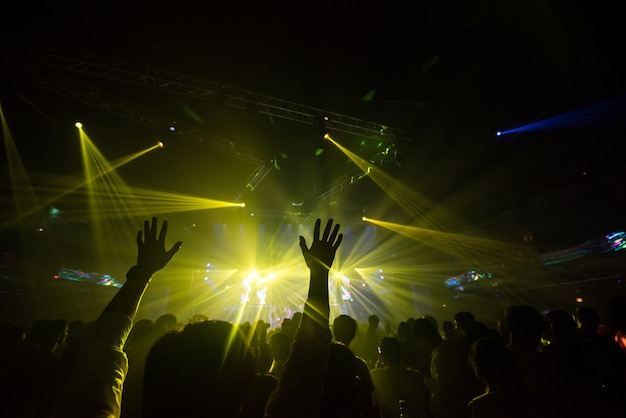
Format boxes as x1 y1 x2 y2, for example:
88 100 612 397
150 217 158 240
158 220 169 243
313 219 321 242
144 220 150 242
329 223 340 243
166 241 183 258
322 219 333 241
136 230 143 247
332 233 343 250
299 236 308 254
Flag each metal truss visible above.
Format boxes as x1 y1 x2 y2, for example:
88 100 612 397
5 44 417 201
6 45 414 141
233 163 274 202
316 139 411 201
22 68 267 168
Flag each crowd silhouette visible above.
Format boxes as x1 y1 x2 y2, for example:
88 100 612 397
1 217 626 418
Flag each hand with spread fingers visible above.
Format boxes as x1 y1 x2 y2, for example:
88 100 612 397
53 217 182 418
299 218 343 272
135 217 183 277
264 218 344 418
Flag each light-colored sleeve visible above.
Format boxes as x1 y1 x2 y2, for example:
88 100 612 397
264 315 332 418
52 312 133 418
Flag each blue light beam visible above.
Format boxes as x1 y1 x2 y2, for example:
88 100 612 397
497 95 626 136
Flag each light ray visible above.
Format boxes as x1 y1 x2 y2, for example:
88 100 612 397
324 134 465 231
497 95 626 135
362 216 539 271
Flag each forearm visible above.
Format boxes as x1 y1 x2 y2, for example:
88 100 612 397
302 269 330 327
264 312 332 418
263 269 331 418
101 266 154 319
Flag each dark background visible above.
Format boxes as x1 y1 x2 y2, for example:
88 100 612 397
1 1 626 324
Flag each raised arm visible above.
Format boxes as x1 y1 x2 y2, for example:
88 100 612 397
264 218 342 418
104 217 182 318
299 218 343 326
52 217 181 418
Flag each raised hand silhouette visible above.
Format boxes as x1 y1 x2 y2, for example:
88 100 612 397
299 218 343 272
135 217 183 276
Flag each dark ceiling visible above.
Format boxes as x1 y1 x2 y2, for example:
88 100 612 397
1 1 625 248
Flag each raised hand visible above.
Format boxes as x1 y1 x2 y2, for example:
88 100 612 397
135 217 182 275
299 218 343 271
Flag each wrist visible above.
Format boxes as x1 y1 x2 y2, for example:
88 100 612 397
126 265 155 283
309 265 330 273
308 270 329 299
303 298 330 327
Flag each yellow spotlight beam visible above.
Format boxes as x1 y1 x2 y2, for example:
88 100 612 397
0 141 162 231
1 102 53 261
1 103 40 229
363 216 539 269
325 134 465 231
55 185 244 219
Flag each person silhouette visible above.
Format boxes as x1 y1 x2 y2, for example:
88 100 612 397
52 217 182 417
265 218 343 418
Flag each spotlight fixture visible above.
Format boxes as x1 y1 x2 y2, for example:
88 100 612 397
291 193 304 207
75 121 83 129
157 140 165 148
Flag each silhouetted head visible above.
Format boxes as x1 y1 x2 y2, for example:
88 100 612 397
280 318 292 331
66 320 86 344
333 314 357 345
406 318 415 334
443 320 455 333
423 315 439 332
252 320 269 341
397 321 411 341
413 317 442 355
546 309 576 343
142 320 255 418
269 332 290 362
156 313 178 330
574 306 601 334
368 314 380 327
471 337 522 391
28 319 68 352
380 337 402 366
505 305 545 348
454 311 475 334
291 311 303 327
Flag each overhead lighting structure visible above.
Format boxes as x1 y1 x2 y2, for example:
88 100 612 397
9 46 417 202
